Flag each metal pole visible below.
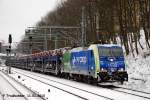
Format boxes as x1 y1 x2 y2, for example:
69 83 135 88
9 43 11 57
29 36 33 54
96 11 100 41
30 46 32 54
50 28 52 40
49 28 52 49
55 33 58 49
8 34 12 74
8 46 10 74
44 29 48 51
81 7 86 47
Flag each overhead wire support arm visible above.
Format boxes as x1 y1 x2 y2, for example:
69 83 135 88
24 25 81 51
28 26 80 29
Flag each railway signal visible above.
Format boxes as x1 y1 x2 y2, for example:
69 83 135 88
7 34 12 74
8 34 12 44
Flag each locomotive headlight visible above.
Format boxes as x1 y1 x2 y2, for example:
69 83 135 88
118 68 124 71
110 59 114 62
101 68 107 72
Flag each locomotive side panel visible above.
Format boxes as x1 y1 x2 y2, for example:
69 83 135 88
70 50 95 76
61 51 71 73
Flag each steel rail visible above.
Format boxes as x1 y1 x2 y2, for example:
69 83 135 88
13 70 113 100
1 71 45 100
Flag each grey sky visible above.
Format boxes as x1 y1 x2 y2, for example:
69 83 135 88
0 0 60 44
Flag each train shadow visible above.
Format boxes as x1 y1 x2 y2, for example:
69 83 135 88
97 83 119 89
98 85 117 89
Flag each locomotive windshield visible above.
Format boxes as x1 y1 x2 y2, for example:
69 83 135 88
98 47 123 57
111 47 123 56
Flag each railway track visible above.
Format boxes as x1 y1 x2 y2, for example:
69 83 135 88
0 71 28 100
98 84 150 100
0 71 45 100
114 86 150 96
116 86 150 95
12 67 150 99
112 88 150 100
12 70 113 100
12 68 150 100
12 69 114 100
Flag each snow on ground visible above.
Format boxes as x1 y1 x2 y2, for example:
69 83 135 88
124 55 150 92
9 70 83 100
0 66 81 100
11 68 150 100
0 71 26 100
119 30 150 92
0 70 44 100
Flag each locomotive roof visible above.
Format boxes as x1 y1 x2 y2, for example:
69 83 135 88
97 44 122 48
70 47 88 52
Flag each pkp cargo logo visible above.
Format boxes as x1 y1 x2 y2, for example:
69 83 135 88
72 56 87 65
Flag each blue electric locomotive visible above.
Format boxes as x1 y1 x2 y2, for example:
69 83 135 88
88 44 128 83
62 44 128 83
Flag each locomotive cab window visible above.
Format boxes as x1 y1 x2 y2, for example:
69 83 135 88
99 47 123 57
99 47 111 57
111 47 123 56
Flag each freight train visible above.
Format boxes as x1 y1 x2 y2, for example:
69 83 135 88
6 44 128 84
